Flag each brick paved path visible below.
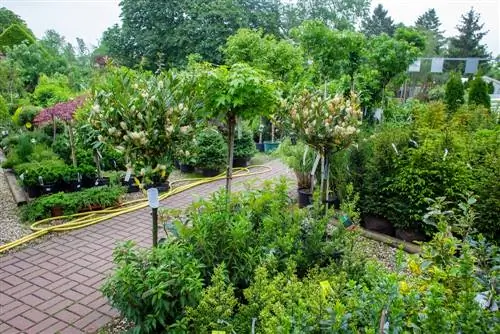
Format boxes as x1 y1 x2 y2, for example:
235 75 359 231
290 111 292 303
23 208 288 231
0 160 293 333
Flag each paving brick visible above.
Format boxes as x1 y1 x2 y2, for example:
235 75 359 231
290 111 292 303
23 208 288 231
6 315 35 331
19 294 44 306
0 302 30 322
61 289 85 302
24 317 60 334
32 288 57 301
23 308 48 322
1 264 23 275
0 292 14 306
72 310 104 329
54 309 80 324
83 314 112 333
39 296 72 314
59 325 85 334
67 303 92 317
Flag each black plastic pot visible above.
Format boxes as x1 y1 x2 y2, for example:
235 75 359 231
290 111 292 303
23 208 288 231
180 164 195 173
298 188 313 208
94 177 110 187
66 181 82 192
155 181 170 193
201 168 220 177
233 157 249 168
25 185 40 198
255 143 265 152
41 183 57 195
174 160 180 170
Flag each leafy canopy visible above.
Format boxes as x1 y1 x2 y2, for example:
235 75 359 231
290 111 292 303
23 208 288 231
193 62 280 120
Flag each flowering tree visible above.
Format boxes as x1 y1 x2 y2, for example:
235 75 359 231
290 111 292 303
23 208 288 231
34 96 86 166
88 67 180 184
289 89 362 203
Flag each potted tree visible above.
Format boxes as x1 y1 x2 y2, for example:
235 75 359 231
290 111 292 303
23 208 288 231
192 62 279 202
88 67 179 190
233 127 257 167
195 127 227 177
275 138 316 207
288 90 362 208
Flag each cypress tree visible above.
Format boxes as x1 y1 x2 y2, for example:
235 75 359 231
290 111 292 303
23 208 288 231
468 75 491 109
445 72 465 113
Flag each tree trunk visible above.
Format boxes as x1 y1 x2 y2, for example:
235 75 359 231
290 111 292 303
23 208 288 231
67 122 77 167
52 117 57 143
226 113 236 202
271 122 275 142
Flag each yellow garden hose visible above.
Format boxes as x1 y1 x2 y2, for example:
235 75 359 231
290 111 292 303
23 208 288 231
0 165 272 254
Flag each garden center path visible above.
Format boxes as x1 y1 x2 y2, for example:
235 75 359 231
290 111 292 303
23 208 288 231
0 160 294 334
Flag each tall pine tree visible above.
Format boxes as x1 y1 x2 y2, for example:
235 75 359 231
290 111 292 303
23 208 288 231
448 8 489 58
415 8 444 54
361 4 395 37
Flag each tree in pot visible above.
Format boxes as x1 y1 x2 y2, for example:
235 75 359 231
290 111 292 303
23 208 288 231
232 126 257 167
175 125 198 173
288 90 362 209
191 62 279 202
275 138 316 207
88 67 180 188
194 127 227 177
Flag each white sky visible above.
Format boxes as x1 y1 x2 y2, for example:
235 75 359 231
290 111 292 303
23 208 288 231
1 0 499 55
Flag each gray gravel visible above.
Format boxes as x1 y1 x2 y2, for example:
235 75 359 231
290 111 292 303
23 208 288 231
0 167 29 246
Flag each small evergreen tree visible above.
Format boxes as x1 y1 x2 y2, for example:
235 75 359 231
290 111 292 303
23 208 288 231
445 72 465 113
415 8 444 54
468 75 491 109
361 4 395 37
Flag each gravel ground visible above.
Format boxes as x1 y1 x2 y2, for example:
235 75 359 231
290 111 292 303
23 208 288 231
0 167 30 246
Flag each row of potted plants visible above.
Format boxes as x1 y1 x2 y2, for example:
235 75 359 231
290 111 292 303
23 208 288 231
21 185 126 222
175 126 257 176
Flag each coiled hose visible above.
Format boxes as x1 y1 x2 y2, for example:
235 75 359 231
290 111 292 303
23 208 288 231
0 165 272 253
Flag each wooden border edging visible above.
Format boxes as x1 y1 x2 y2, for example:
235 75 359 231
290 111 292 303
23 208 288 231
332 220 421 254
4 169 28 206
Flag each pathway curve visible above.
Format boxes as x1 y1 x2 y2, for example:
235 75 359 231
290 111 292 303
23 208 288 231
0 160 293 333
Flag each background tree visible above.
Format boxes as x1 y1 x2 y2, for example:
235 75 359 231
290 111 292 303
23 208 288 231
448 8 489 58
415 8 445 54
0 7 30 33
0 24 35 51
444 72 465 113
361 4 395 37
224 28 304 87
291 21 365 85
100 0 282 69
468 75 491 109
282 0 371 32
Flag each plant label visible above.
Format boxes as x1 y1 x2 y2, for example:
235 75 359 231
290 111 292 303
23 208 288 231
147 188 160 208
125 170 132 182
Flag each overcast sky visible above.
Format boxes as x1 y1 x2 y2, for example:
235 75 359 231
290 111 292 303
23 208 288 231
1 0 499 55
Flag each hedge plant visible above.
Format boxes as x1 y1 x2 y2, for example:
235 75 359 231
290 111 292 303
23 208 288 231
21 185 125 222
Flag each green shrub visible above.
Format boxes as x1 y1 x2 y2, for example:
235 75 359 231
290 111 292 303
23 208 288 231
233 127 256 161
0 95 9 124
12 105 41 127
186 264 238 333
21 185 125 222
15 159 68 187
32 74 72 107
445 72 465 113
195 128 227 170
101 241 204 334
468 75 491 109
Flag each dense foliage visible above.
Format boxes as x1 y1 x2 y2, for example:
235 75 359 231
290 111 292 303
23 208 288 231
103 181 500 333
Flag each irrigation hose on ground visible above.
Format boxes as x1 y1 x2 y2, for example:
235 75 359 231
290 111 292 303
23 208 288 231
0 165 272 254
